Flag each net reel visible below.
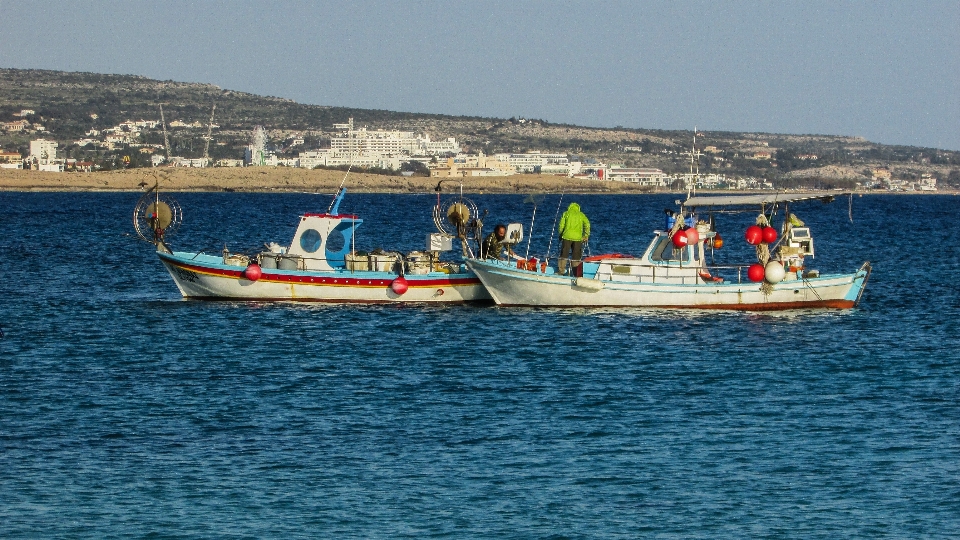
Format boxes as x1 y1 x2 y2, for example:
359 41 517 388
433 196 483 255
133 184 182 245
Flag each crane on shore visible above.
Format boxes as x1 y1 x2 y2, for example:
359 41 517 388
159 103 171 162
202 103 216 166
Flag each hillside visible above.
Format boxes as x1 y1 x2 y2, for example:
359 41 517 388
2 68 958 188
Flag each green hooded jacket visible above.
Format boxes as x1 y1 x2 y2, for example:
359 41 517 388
558 202 590 241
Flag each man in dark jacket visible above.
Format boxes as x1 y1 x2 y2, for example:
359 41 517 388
557 202 590 276
481 223 515 260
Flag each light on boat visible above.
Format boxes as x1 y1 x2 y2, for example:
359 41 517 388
243 263 262 281
762 226 778 244
745 225 763 245
391 276 409 294
764 261 785 283
748 263 765 282
712 233 724 249
672 230 690 248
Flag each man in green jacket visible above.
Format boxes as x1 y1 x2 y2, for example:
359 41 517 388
557 202 590 276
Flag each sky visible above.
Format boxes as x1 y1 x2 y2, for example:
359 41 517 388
2 0 958 150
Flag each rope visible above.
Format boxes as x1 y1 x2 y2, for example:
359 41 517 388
755 213 771 266
328 153 355 213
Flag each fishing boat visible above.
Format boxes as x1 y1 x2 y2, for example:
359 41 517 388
466 192 871 309
133 185 491 303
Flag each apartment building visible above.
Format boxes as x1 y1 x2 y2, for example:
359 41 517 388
29 138 58 163
0 151 23 169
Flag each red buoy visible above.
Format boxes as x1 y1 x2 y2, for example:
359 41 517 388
672 230 689 248
390 276 409 295
745 225 763 245
685 227 700 245
748 263 765 282
762 226 778 244
243 263 262 281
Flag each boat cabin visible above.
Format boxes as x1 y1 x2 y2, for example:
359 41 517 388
591 230 712 285
284 212 362 271
279 189 362 271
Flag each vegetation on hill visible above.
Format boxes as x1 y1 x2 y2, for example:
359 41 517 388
2 68 958 187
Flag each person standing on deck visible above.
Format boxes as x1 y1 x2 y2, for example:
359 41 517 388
557 202 590 276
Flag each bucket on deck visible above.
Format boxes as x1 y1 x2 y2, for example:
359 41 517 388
278 255 302 271
260 253 279 269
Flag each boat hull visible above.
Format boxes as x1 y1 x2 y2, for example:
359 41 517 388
159 251 491 303
466 259 870 310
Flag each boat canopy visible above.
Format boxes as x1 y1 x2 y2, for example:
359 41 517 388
682 192 848 208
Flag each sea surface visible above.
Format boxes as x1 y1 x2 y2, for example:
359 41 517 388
1 191 958 538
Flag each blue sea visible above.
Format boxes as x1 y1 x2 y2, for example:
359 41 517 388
1 191 958 538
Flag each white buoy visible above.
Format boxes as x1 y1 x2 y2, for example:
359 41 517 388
765 261 785 284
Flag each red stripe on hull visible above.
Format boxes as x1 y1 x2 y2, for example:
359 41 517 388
167 259 480 287
162 296 488 304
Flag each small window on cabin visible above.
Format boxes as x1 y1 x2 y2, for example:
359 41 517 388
650 237 689 262
300 229 322 253
326 230 345 252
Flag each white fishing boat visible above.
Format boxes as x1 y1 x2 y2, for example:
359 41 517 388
466 192 871 310
134 185 491 303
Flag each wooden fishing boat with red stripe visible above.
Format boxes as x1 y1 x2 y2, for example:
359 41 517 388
134 186 490 303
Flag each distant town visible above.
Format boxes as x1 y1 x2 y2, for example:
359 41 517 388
0 111 939 192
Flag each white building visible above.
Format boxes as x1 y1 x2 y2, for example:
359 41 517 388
602 167 668 186
38 162 64 172
419 135 460 155
492 152 570 173
299 149 400 170
327 118 461 160
29 139 58 163
216 159 245 168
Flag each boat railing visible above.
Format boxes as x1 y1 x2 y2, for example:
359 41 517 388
536 255 768 285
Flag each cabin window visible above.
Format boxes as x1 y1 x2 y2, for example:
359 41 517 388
650 236 689 262
300 229 322 253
